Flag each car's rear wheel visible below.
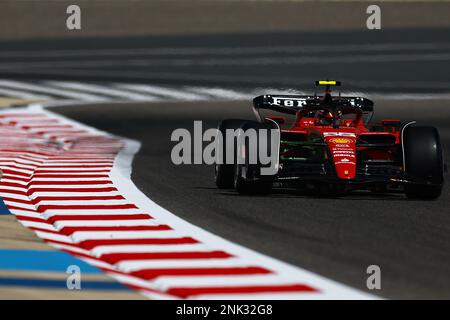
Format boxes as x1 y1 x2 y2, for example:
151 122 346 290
403 125 444 200
214 119 247 188
233 120 277 195
234 162 273 195
404 184 442 200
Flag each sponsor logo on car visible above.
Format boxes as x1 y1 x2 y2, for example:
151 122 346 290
333 150 354 154
335 161 356 165
334 153 355 158
329 137 353 144
323 132 356 137
272 97 307 107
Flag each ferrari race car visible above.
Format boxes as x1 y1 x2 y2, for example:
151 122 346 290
214 81 444 199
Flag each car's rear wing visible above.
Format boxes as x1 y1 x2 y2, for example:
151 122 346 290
252 94 374 123
253 95 374 114
253 95 315 115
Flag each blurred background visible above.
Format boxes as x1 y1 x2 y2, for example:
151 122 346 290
0 0 450 93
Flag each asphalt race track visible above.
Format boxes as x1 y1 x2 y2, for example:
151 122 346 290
2 27 450 299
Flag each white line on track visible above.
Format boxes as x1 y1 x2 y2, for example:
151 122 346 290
3 207 41 215
91 244 213 256
70 230 184 242
34 231 72 242
187 292 328 300
0 87 51 100
46 81 161 102
153 274 311 289
41 209 145 216
29 191 122 198
53 219 161 229
49 243 96 255
21 221 56 230
33 199 129 205
116 84 207 101
116 258 257 272
0 80 109 101
185 87 253 100
3 201 35 210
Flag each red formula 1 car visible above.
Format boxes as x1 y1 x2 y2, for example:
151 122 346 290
215 81 444 199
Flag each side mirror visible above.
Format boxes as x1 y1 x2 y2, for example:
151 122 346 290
264 116 285 125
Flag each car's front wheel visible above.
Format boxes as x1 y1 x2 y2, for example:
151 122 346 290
403 125 444 200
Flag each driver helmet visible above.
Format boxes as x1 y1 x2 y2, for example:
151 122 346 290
317 110 334 125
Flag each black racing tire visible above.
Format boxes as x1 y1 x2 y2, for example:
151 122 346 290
403 125 444 200
214 119 248 188
234 162 273 195
233 120 277 195
404 184 442 200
